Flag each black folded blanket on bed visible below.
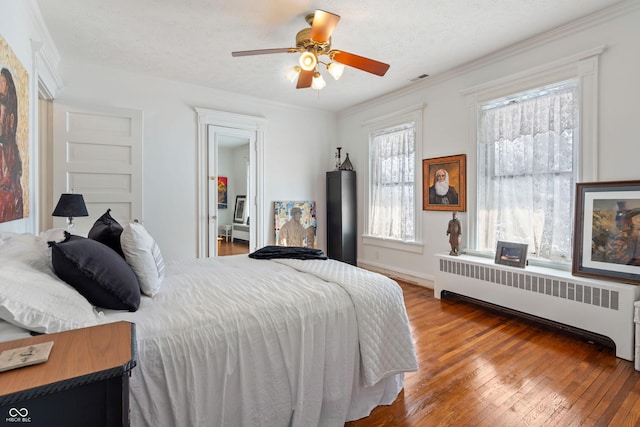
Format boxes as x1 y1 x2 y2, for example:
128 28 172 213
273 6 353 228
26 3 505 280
249 245 328 260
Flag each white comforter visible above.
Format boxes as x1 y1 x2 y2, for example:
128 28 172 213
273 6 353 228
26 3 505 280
98 255 417 427
273 258 418 387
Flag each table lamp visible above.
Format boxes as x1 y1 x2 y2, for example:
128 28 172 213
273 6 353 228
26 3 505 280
52 193 89 230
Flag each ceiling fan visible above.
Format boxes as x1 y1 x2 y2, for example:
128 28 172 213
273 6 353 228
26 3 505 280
231 9 390 90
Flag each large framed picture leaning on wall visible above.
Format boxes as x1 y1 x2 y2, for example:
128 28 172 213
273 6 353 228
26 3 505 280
572 180 640 285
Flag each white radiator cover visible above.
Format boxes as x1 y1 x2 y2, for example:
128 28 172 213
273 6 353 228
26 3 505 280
435 254 640 361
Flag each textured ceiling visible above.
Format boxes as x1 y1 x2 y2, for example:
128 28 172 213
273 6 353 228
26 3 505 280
36 0 625 112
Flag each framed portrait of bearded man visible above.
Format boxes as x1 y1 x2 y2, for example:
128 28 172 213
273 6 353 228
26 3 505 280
423 154 466 212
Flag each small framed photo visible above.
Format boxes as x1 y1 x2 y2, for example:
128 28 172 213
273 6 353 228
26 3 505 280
233 195 246 224
422 154 466 212
495 241 528 268
572 180 640 285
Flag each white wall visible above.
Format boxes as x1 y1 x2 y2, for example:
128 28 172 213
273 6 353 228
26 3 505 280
6 0 639 277
50 60 335 260
2 0 336 259
337 2 640 283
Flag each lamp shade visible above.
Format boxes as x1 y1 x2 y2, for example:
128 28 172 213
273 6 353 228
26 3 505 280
52 194 89 218
311 72 326 90
286 65 301 83
327 62 345 80
299 52 317 71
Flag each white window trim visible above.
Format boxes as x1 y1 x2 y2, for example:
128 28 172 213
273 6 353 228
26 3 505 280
461 46 604 265
362 104 424 251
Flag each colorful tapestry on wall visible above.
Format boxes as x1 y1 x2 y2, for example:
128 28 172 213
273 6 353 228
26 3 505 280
0 32 29 223
274 201 317 248
218 176 228 209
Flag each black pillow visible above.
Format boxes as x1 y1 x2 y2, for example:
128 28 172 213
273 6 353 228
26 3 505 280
88 209 124 257
49 233 141 311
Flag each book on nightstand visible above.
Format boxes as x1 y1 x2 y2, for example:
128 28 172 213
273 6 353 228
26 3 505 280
0 341 54 372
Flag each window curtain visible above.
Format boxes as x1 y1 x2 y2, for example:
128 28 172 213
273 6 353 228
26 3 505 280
369 123 415 241
477 82 576 262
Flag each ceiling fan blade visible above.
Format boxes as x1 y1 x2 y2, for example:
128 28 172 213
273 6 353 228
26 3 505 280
309 10 340 43
296 69 313 89
331 51 390 76
232 48 295 57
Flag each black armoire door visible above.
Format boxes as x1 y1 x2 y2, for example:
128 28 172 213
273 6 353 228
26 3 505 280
326 170 356 265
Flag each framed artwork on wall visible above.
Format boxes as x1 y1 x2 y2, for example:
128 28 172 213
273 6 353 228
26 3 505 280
274 201 317 248
422 154 466 212
218 176 228 209
233 195 246 223
572 180 640 285
0 33 30 223
494 241 528 268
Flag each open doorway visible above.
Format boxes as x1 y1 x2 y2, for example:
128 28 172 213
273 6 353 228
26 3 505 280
196 108 266 258
217 135 250 256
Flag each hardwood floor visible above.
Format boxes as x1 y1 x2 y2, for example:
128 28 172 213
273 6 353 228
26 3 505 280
346 281 640 426
218 239 249 256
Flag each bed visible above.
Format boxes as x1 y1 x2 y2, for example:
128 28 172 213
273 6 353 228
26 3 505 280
0 229 417 426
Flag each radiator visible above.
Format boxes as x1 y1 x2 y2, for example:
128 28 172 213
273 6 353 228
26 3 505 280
434 254 640 361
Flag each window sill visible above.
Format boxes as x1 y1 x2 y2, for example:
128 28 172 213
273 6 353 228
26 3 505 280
362 235 423 254
462 249 571 272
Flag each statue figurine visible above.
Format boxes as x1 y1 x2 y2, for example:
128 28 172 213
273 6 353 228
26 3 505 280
447 212 462 256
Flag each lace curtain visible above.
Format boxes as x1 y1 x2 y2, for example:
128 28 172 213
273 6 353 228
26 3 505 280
369 123 415 241
477 81 577 262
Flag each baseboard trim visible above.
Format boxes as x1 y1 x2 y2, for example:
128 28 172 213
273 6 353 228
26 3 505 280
358 261 434 289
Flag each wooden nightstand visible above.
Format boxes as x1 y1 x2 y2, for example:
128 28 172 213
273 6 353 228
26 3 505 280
0 321 137 427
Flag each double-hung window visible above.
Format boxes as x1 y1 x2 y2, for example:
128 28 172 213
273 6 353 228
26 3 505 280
367 120 417 242
476 79 578 264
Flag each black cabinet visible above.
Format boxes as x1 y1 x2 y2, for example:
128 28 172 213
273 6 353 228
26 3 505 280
326 170 357 265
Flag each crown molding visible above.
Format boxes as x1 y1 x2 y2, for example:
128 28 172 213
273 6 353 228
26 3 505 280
25 0 64 98
339 0 639 118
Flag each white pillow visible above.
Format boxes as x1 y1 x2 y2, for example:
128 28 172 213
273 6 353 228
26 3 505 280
120 223 165 297
0 260 103 333
0 229 65 273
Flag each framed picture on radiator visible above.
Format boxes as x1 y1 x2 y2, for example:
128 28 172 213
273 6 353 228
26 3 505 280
494 241 528 268
572 180 640 285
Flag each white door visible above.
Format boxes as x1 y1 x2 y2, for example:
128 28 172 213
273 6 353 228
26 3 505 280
52 104 143 235
207 125 253 256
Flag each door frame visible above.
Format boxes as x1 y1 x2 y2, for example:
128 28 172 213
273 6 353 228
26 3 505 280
195 107 266 257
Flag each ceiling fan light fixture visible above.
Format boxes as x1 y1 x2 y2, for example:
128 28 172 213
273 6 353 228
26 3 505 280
326 62 345 80
286 65 301 83
311 71 326 90
231 10 390 91
299 51 317 71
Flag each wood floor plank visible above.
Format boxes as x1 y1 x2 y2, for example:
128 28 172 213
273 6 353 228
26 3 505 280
345 281 640 427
